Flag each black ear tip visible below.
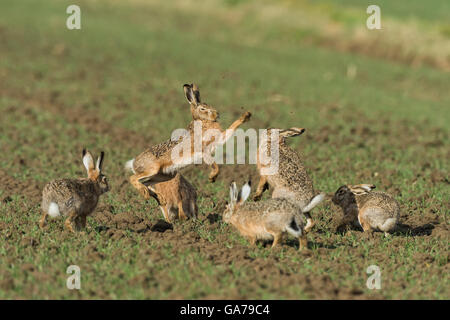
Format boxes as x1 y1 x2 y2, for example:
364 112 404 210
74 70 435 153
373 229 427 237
101 151 105 157
82 148 87 156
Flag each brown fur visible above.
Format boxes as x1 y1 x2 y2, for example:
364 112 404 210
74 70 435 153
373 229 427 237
224 183 308 250
150 173 198 223
40 150 109 232
333 184 400 236
128 83 251 200
254 128 323 232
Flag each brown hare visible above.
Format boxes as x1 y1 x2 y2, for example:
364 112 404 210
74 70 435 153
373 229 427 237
148 173 198 223
332 184 400 237
40 149 109 232
254 127 324 232
126 83 251 200
223 181 308 250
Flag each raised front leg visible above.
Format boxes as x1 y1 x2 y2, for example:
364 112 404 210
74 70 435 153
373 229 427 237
208 162 219 182
253 175 268 201
218 111 252 145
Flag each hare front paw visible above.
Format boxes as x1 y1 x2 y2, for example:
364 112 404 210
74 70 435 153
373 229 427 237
253 194 262 201
240 111 251 122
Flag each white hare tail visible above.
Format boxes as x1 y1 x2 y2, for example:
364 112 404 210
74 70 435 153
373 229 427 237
303 193 325 213
124 159 135 174
48 202 61 218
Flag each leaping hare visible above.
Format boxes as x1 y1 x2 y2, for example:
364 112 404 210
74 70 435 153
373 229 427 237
40 149 109 232
149 173 198 223
254 127 324 232
126 83 251 200
223 181 308 250
332 184 400 237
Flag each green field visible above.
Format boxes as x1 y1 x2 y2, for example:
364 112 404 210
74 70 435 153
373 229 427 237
0 0 448 299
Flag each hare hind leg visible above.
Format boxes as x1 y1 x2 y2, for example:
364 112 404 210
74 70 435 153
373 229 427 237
130 162 163 199
130 174 152 200
177 201 188 221
64 210 78 233
39 212 48 229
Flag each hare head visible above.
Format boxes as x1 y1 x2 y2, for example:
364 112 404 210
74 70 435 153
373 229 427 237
82 149 109 195
223 180 252 223
332 184 376 206
184 83 218 122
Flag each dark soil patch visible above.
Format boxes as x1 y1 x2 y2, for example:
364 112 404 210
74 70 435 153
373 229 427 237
0 170 42 203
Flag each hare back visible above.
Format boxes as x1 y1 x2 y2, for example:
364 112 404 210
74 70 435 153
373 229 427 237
357 191 400 215
233 198 304 233
239 198 300 214
133 138 184 173
41 179 99 216
260 144 315 200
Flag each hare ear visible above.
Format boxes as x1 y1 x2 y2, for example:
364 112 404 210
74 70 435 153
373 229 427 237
279 127 306 138
184 84 198 105
239 180 252 204
359 184 376 192
82 149 95 174
349 184 374 195
229 181 238 208
96 151 105 172
191 83 201 104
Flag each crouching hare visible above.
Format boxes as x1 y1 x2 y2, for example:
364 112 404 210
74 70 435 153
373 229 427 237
40 149 109 232
332 184 400 237
223 181 308 250
150 173 198 223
